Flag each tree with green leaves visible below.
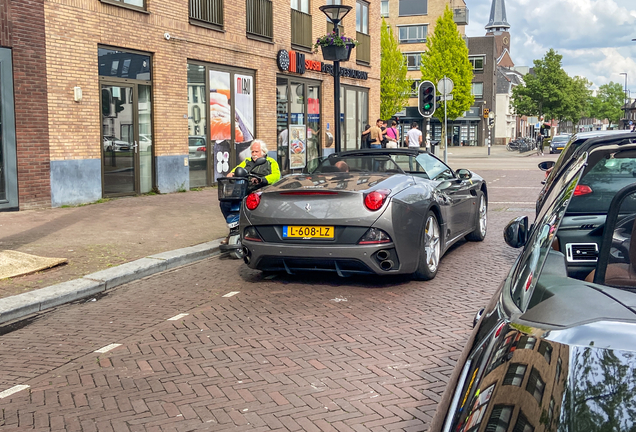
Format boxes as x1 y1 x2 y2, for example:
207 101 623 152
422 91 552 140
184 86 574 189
380 18 410 120
420 6 474 146
511 49 570 120
590 82 625 128
557 75 592 126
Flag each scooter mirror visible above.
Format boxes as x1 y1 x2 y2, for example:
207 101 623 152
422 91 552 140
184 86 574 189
253 157 267 167
234 167 248 177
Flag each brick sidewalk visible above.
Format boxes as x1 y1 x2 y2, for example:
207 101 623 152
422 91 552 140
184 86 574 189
0 188 227 299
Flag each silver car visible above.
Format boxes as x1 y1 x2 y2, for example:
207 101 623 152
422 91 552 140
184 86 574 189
240 148 487 280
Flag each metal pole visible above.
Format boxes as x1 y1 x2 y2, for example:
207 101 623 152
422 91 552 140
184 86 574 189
444 76 448 164
333 22 342 153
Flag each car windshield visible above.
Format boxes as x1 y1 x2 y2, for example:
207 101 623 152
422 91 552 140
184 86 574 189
310 152 455 180
552 135 570 143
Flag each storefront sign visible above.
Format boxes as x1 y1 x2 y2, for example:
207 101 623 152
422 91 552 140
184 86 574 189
276 49 368 80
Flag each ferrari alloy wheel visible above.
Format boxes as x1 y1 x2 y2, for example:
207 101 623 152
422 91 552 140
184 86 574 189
414 211 441 280
467 192 487 242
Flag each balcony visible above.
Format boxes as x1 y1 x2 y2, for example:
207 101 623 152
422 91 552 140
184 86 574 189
356 32 370 64
189 0 223 28
291 9 312 50
246 0 273 40
453 8 469 26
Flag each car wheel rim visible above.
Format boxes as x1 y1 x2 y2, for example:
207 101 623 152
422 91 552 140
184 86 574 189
424 215 440 272
479 195 487 236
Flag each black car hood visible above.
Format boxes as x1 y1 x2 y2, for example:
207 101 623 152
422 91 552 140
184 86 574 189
449 321 636 432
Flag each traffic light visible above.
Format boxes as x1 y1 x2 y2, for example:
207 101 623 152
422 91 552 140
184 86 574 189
114 96 125 114
418 81 436 117
483 108 490 118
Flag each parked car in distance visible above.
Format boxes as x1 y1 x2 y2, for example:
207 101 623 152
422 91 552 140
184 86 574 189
428 144 636 432
103 135 131 152
188 136 207 169
549 133 570 153
240 148 488 280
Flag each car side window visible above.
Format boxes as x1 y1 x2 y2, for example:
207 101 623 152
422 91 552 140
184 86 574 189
416 153 454 181
510 153 587 311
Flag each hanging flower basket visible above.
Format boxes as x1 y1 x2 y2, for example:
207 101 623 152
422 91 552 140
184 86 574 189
320 44 353 61
314 32 358 62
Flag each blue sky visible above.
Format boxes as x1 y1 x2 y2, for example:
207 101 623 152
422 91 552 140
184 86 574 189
464 0 636 94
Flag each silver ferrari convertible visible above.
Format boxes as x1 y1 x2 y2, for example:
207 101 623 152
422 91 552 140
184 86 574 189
239 148 487 280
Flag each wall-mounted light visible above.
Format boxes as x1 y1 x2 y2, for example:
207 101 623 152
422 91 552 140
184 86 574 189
74 86 82 103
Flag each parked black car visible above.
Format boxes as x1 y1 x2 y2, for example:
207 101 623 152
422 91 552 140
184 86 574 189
429 138 636 432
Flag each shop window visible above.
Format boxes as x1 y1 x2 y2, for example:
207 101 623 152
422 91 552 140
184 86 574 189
189 0 224 28
247 0 273 40
472 82 483 99
503 363 527 386
188 64 208 188
470 56 485 71
398 25 427 43
404 52 423 70
100 0 144 10
340 85 368 152
381 0 389 17
399 0 427 16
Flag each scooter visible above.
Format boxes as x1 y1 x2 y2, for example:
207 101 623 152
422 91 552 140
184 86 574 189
217 158 266 259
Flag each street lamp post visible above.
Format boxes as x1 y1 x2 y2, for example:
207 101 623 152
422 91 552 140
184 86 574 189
488 111 495 155
621 72 628 128
319 4 352 153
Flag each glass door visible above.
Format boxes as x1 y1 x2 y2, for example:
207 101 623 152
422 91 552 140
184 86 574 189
102 83 137 195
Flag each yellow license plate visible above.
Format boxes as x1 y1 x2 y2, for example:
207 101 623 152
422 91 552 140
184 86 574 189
283 226 334 239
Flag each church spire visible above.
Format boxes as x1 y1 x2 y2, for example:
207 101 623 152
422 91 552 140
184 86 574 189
485 0 510 33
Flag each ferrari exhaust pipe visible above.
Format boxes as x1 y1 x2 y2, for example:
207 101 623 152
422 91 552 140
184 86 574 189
380 260 394 271
376 250 390 261
243 247 251 264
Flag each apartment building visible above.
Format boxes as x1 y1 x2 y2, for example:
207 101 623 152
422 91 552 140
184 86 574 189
381 0 468 144
0 0 380 210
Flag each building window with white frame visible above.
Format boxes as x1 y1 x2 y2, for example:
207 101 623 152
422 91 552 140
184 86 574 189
356 0 369 34
472 82 483 99
291 0 309 14
404 53 423 70
380 0 389 17
469 56 485 72
398 25 427 43
410 80 420 97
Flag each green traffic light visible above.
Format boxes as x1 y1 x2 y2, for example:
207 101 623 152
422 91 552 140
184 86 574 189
424 103 431 110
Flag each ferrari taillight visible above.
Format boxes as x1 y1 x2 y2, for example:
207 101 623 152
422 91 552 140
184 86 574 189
364 189 390 211
358 228 392 244
245 192 261 210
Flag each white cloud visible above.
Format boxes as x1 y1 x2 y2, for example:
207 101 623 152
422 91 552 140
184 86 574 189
464 0 636 92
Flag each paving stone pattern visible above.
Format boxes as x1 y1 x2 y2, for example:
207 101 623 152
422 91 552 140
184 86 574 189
0 209 528 431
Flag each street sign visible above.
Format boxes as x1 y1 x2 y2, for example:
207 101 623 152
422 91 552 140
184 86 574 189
437 77 454 95
440 94 453 101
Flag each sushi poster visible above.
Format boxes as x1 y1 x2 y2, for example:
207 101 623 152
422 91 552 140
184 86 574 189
289 125 306 170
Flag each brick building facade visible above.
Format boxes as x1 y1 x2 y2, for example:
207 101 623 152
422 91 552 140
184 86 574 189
0 0 380 210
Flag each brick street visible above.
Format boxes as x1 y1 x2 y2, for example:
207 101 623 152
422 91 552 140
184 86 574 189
0 156 551 431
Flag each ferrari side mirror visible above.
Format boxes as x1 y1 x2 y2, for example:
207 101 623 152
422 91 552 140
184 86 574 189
538 161 555 171
504 215 529 248
456 169 472 180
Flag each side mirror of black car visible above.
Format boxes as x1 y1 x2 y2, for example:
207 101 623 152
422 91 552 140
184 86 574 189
473 307 485 328
504 215 529 248
538 161 555 171
456 169 472 180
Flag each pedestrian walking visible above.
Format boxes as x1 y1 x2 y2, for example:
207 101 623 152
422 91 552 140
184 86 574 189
385 121 399 148
536 133 544 156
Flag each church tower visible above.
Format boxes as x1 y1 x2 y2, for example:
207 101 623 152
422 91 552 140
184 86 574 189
485 0 513 67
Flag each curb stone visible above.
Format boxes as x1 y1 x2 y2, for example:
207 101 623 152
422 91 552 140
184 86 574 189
0 240 222 325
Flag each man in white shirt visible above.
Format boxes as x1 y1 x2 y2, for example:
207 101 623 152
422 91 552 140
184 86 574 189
405 122 422 148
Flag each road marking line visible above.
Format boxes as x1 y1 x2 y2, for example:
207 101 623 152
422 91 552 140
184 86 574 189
490 201 535 204
167 313 189 321
222 291 240 298
0 385 30 399
94 343 122 354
